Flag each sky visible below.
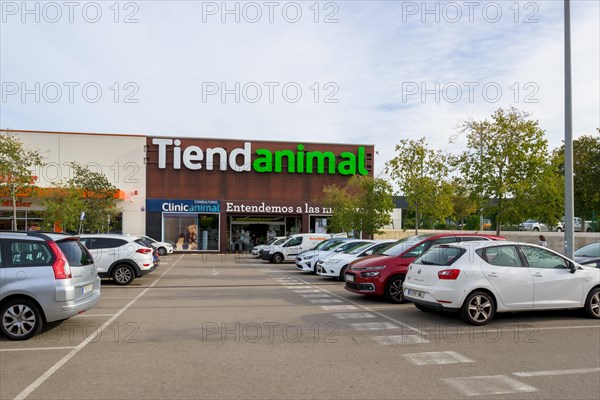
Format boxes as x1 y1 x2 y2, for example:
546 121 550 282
1 0 599 177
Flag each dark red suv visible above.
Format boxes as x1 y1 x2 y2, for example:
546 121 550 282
344 233 505 303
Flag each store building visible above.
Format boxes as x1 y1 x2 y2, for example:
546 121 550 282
2 130 374 252
145 137 374 252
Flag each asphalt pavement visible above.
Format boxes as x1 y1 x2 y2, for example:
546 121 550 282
1 253 599 399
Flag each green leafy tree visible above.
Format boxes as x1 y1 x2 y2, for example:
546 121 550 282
42 162 121 233
552 131 600 223
322 175 394 237
450 177 478 229
0 132 43 230
456 108 549 235
386 137 452 234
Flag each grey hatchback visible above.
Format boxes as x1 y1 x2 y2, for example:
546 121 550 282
0 231 101 340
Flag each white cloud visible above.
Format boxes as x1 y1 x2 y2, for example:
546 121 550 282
1 0 598 174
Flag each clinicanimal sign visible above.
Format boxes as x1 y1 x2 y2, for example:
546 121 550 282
152 139 369 176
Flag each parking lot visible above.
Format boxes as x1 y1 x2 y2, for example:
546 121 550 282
1 254 599 400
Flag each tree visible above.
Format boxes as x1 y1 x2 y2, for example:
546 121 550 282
322 175 394 237
42 162 121 233
552 131 600 222
0 132 43 230
456 107 549 235
386 137 452 234
450 177 478 229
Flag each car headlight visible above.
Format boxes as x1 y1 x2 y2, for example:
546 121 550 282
362 271 380 277
303 255 315 260
363 265 386 271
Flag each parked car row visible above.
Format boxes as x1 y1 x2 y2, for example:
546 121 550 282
0 231 169 340
259 232 600 327
519 217 595 232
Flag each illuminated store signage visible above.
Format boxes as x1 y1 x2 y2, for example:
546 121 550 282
152 139 369 176
147 199 220 213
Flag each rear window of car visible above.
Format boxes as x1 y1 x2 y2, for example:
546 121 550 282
382 235 433 257
574 242 600 257
413 245 465 266
57 239 94 266
5 240 54 267
84 238 128 249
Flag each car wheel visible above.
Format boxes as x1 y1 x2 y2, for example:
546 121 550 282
272 253 283 264
338 266 348 281
112 264 135 285
384 276 405 304
533 227 540 232
1 298 43 340
556 227 563 232
414 303 434 313
158 247 167 256
460 291 495 325
584 287 600 319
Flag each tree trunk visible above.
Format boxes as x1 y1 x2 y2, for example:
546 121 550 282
11 193 17 230
415 202 420 235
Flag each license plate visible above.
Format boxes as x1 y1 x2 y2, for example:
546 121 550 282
407 288 425 299
345 274 355 282
82 284 93 294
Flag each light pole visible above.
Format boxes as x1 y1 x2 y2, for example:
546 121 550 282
564 0 575 258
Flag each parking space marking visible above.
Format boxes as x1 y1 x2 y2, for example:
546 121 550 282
301 294 332 298
285 286 313 289
442 375 537 396
320 305 358 311
13 254 186 400
72 314 114 318
263 267 429 337
403 351 474 365
513 367 600 377
309 299 343 304
0 346 77 352
293 289 323 293
350 322 399 330
372 335 429 345
332 313 376 319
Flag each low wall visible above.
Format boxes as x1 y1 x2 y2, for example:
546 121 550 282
374 230 600 255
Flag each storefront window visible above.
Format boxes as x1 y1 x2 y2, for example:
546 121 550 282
163 213 219 251
310 216 331 233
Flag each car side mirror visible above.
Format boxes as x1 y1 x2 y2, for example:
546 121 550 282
569 262 577 274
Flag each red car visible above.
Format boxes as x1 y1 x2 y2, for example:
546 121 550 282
344 233 505 303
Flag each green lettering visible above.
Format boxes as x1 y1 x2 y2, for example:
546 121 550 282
274 150 296 173
253 149 273 172
338 152 357 175
357 146 368 175
306 151 336 174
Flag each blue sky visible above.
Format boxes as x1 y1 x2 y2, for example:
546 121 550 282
1 0 599 176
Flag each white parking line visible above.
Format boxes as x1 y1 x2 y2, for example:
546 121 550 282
263 267 428 337
0 346 77 352
403 351 474 365
310 299 343 304
513 367 600 377
372 335 429 345
293 289 323 293
301 294 332 298
320 305 358 311
331 313 376 319
13 254 186 400
443 375 537 396
72 314 114 318
351 322 399 331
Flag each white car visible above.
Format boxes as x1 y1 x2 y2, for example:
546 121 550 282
518 219 548 232
317 240 396 280
403 241 600 325
252 236 286 257
80 234 157 285
299 239 372 273
295 238 352 272
135 235 174 256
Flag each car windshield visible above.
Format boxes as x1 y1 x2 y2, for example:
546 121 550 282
347 243 375 255
575 242 600 257
414 245 465 266
273 238 286 245
337 241 370 253
320 240 347 251
141 235 158 243
382 235 433 257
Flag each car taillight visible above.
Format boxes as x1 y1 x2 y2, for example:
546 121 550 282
438 269 460 280
48 241 72 279
136 248 152 254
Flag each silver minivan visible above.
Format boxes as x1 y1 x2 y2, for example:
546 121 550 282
0 231 101 340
